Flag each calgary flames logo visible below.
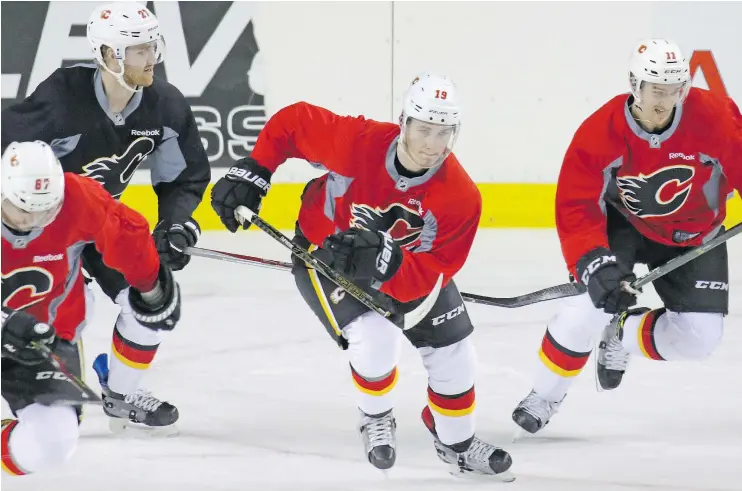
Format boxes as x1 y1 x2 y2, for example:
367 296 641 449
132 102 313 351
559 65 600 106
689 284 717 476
349 203 425 248
81 137 156 197
2 267 54 311
617 165 695 218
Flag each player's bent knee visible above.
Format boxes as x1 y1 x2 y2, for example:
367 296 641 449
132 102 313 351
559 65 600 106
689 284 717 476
17 404 79 471
547 293 614 350
669 311 724 358
114 289 163 345
343 312 401 376
421 336 476 394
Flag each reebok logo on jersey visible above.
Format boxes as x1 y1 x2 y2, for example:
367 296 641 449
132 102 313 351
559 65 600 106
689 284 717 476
33 253 63 263
131 129 161 136
669 152 696 161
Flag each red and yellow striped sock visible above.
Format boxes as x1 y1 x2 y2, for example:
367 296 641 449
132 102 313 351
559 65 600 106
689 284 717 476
425 386 476 446
351 365 398 416
111 326 159 370
538 328 591 377
635 308 667 361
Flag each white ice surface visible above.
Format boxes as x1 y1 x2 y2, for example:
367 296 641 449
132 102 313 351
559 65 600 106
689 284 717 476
3 229 741 491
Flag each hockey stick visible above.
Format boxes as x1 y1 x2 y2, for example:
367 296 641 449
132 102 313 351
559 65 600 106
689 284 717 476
184 246 294 272
460 282 586 308
31 341 102 405
460 221 742 308
232 206 443 330
184 245 587 308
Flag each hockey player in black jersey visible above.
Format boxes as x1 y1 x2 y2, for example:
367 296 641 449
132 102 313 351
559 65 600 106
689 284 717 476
1 2 211 434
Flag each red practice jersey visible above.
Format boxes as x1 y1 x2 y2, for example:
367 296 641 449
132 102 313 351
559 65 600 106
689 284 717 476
1 173 160 341
556 88 742 276
251 102 482 303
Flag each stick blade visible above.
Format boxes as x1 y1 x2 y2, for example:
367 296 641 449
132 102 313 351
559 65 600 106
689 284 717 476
403 273 444 330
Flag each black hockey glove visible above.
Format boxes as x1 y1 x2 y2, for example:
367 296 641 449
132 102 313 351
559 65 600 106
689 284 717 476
576 247 639 314
320 229 403 289
129 263 181 331
211 157 272 233
1 307 56 365
153 217 201 271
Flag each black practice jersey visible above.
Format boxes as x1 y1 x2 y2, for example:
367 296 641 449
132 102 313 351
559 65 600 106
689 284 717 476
1 64 210 225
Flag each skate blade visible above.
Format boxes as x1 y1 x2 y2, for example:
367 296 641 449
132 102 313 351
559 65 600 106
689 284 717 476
593 349 605 393
512 427 527 443
448 465 516 483
108 417 180 438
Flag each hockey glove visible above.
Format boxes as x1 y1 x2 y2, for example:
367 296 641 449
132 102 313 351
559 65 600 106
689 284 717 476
153 217 201 271
129 263 181 331
576 247 638 314
1 307 56 365
211 157 272 233
320 229 403 289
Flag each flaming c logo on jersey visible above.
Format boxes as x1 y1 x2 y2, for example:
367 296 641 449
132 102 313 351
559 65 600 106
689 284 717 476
617 165 695 218
81 137 156 197
349 203 425 248
2 267 54 311
638 44 647 54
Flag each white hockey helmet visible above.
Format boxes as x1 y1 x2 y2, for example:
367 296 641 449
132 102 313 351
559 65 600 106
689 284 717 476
1 141 65 232
87 2 165 92
629 39 691 104
399 73 462 168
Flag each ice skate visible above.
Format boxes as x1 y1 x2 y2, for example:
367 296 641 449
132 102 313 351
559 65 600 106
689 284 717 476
422 407 514 482
358 408 397 470
512 389 564 435
93 354 179 436
596 308 650 391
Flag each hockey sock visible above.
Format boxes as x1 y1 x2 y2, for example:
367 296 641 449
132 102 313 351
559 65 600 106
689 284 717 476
108 324 161 395
425 385 476 446
620 309 667 361
351 364 398 416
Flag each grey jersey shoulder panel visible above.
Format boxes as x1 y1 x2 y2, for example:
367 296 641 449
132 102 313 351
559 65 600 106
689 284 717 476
149 126 187 186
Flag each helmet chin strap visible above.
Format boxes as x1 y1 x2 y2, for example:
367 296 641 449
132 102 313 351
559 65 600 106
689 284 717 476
102 59 143 93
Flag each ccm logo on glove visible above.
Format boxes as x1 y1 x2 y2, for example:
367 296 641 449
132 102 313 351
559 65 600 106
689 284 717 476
580 254 617 285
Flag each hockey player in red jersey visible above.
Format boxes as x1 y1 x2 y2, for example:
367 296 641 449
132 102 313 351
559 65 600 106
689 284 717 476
211 74 513 479
512 39 742 434
2 3 210 432
1 141 181 476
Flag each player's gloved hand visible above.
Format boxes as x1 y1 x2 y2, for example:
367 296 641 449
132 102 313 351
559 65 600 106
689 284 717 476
1 307 56 365
576 247 639 314
320 229 403 288
129 263 181 331
211 157 272 233
153 217 201 271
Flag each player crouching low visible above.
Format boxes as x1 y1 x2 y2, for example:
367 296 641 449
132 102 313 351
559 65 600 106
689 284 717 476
1 141 182 475
211 74 513 480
